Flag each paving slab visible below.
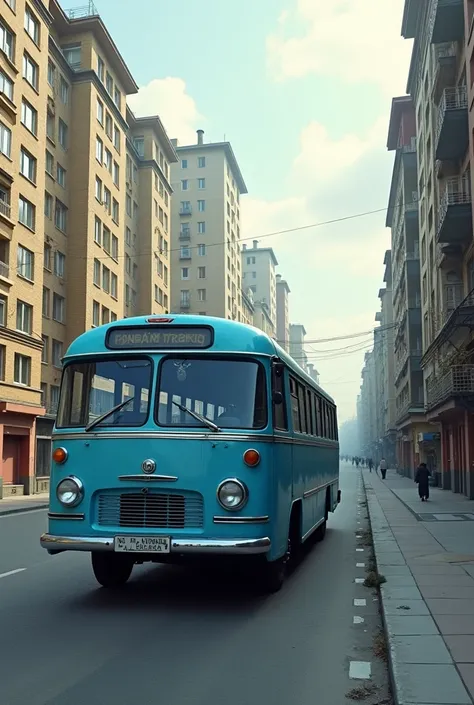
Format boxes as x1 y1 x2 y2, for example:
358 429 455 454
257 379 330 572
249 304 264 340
444 635 474 663
385 615 440 636
383 600 430 617
389 635 452 664
382 585 423 601
420 586 474 599
459 665 474 695
426 599 474 615
392 663 472 704
434 615 474 635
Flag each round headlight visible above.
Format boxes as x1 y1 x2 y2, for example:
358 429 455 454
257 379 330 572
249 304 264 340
217 479 248 511
56 477 84 508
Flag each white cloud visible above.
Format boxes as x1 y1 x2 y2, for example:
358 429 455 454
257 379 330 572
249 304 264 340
128 77 204 144
266 0 412 95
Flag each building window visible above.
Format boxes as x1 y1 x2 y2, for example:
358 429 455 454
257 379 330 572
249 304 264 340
198 266 206 279
195 221 205 235
198 200 205 212
181 159 188 169
0 121 11 159
92 300 100 326
20 148 37 183
54 199 67 232
0 296 5 326
59 77 69 104
43 244 51 271
133 137 144 156
21 99 37 136
23 52 39 90
114 86 121 109
97 55 105 82
0 69 13 101
62 43 81 69
93 258 100 286
41 335 48 363
105 113 112 139
102 306 110 325
16 300 32 334
114 125 120 152
198 178 205 190
197 288 206 301
97 98 104 125
111 272 118 299
58 119 68 149
47 59 55 87
126 194 132 217
95 177 102 201
18 196 35 231
181 267 189 280
46 112 55 141
104 187 111 214
198 244 206 256
54 250 65 278
103 226 110 253
52 293 65 323
181 180 189 191
56 163 66 188
198 156 206 168
113 161 119 187
14 353 31 386
24 6 39 44
0 21 14 62
125 227 131 245
42 289 50 321
52 339 63 367
112 198 119 224
96 136 103 163
111 234 118 260
94 216 101 244
102 265 110 293
180 290 190 307
101 148 111 174
106 71 113 95
45 150 54 176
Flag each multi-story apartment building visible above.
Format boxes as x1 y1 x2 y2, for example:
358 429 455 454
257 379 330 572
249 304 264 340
170 130 247 320
307 363 320 386
386 96 434 474
289 323 308 372
358 349 377 458
241 240 277 334
0 0 176 498
401 0 474 495
276 273 290 351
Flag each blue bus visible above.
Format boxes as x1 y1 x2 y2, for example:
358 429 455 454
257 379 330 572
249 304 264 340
40 315 340 592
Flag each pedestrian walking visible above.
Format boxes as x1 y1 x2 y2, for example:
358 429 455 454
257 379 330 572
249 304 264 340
379 458 387 480
368 458 373 473
415 462 431 501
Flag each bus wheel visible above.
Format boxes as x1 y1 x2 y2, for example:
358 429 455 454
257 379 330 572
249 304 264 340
91 552 134 588
315 491 330 542
257 539 291 594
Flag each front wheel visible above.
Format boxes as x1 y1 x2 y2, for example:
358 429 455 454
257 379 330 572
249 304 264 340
91 552 134 588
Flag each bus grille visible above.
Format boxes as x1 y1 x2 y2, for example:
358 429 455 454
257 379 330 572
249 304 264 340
97 491 204 529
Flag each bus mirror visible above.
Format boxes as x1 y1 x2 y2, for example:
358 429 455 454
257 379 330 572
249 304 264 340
273 391 283 405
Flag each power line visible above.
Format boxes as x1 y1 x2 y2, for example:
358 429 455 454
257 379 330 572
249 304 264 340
278 322 398 346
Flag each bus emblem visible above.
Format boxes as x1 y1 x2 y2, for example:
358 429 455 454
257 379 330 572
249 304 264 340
141 459 156 474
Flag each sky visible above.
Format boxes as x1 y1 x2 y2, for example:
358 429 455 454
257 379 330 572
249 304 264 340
64 0 413 423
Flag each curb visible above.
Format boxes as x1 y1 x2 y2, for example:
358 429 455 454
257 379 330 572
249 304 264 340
361 472 474 705
0 503 49 517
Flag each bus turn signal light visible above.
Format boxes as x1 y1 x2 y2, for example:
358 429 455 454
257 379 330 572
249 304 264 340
52 447 68 464
243 449 260 467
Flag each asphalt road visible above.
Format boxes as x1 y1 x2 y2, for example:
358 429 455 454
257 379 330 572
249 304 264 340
0 464 389 705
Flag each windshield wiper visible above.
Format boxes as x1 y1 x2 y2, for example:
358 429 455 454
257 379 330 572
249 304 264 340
172 401 220 432
85 397 134 432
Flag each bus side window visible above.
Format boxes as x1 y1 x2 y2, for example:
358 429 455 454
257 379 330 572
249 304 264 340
297 383 307 434
334 408 339 440
306 389 314 435
273 366 288 431
324 403 331 439
311 393 318 436
290 377 300 432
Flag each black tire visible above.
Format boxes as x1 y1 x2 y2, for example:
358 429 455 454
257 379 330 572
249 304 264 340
91 552 134 588
258 555 287 594
315 493 330 542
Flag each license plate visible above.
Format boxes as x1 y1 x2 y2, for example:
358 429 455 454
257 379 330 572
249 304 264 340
114 536 171 553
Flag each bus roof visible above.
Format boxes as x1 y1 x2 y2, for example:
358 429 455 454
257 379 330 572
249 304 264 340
64 314 335 405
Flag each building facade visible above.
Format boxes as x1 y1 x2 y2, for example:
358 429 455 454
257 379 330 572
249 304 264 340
241 240 277 334
170 130 247 321
276 273 290 351
289 323 308 372
0 0 176 497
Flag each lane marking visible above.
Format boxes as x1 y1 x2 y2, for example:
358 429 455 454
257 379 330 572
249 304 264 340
349 661 371 680
356 562 365 567
354 598 366 606
353 616 364 624
0 568 26 580
356 548 364 552
355 578 364 584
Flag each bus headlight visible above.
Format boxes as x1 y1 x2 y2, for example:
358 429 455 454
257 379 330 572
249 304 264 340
56 477 84 508
217 479 248 511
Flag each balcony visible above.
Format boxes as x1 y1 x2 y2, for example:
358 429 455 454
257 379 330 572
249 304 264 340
64 2 98 19
180 299 191 309
179 205 192 216
435 86 468 161
430 0 464 45
179 249 192 260
179 229 191 241
437 176 472 244
426 365 474 410
432 43 457 102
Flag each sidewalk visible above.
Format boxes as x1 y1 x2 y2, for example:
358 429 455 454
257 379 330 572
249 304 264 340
363 468 474 705
0 493 49 516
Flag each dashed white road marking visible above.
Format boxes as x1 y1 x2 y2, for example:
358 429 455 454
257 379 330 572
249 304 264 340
355 578 364 584
349 661 371 680
0 568 26 580
356 548 364 552
354 598 366 607
356 562 365 568
353 616 365 624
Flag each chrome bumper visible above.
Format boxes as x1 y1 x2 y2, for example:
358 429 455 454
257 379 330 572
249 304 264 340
40 533 271 555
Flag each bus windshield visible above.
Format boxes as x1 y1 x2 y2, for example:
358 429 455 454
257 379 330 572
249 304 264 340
157 357 267 429
57 358 152 429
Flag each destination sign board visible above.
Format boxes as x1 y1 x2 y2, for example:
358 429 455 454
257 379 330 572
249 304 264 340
106 326 213 350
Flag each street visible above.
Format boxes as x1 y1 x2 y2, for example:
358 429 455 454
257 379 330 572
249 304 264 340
0 464 389 705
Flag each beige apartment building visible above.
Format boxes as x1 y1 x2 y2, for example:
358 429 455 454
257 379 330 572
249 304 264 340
0 0 176 497
241 240 277 333
170 130 247 320
276 273 290 351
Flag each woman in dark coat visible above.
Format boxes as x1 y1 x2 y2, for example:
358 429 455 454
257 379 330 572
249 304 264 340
415 462 431 501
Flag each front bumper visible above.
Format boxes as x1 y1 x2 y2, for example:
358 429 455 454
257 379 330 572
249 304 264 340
40 533 271 555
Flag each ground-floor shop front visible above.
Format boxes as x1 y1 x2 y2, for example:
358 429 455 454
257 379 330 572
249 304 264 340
0 402 45 498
